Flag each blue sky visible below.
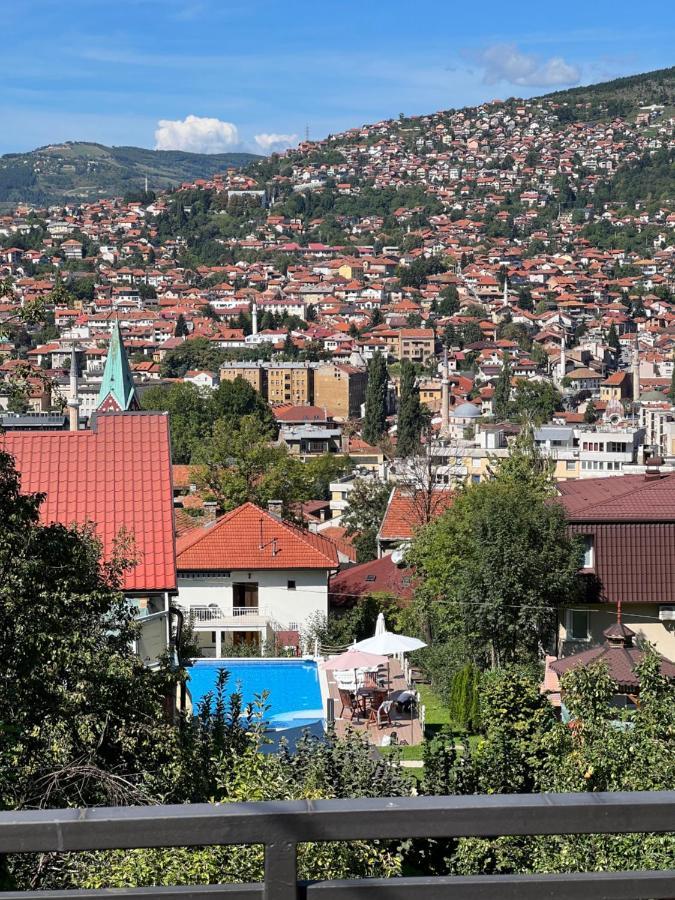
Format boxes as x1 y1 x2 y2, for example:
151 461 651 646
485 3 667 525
1 0 674 155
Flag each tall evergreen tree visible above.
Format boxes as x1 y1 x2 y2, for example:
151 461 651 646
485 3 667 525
174 313 189 338
362 352 388 446
493 353 512 420
607 322 620 354
397 360 423 457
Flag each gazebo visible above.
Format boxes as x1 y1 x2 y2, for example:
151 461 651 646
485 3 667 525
546 620 675 709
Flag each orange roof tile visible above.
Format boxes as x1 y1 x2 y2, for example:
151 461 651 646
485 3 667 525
378 486 454 541
176 502 339 570
2 413 176 592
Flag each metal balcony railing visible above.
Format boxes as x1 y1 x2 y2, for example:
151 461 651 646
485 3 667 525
0 791 673 898
183 605 270 626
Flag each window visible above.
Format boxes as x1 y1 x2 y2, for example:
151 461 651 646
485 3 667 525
365 574 377 582
287 580 296 591
566 460 576 471
567 608 590 641
581 535 594 569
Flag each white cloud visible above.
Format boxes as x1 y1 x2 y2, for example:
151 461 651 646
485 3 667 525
254 132 298 153
469 43 581 87
154 115 242 153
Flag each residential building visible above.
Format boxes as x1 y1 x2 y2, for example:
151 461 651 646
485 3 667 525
397 328 436 362
314 363 367 420
175 503 339 656
377 486 454 556
219 362 268 396
267 363 314 405
1 413 177 665
557 473 675 663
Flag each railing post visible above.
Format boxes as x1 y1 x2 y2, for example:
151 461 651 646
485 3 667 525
264 840 297 900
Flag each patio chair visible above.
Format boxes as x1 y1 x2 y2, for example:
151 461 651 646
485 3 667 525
376 699 394 729
338 688 361 721
335 671 357 692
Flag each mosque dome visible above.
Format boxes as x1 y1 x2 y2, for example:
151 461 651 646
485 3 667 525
452 402 481 418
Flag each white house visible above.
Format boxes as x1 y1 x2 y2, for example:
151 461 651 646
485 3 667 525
175 502 339 656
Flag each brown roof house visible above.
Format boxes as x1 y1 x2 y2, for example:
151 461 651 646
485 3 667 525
543 617 675 714
557 472 675 664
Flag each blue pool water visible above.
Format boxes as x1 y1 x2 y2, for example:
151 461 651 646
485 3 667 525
187 659 324 733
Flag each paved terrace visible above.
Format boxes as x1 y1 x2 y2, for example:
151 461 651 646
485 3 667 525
325 657 423 746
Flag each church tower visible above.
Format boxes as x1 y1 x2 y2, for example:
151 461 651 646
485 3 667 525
97 320 140 412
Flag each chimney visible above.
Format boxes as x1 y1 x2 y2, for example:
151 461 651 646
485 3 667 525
644 456 663 481
267 499 283 518
202 500 219 523
67 344 80 432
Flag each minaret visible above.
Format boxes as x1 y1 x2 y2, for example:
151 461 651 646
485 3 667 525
441 347 450 434
558 328 567 382
632 338 640 403
67 344 80 431
251 301 258 336
502 277 509 307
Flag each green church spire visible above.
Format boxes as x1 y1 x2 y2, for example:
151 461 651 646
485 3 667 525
97 319 139 412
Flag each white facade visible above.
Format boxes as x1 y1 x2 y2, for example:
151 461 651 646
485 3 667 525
176 567 329 656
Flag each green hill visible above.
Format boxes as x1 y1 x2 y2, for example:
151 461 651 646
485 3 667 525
543 66 675 120
0 142 261 206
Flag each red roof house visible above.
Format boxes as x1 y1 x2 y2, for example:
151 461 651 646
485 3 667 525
2 412 176 594
377 486 454 555
176 502 339 571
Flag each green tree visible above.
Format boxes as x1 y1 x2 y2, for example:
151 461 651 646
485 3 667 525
409 455 582 667
208 378 276 436
445 652 675 877
196 415 308 516
583 399 598 423
160 337 227 378
396 360 424 457
493 354 512 420
141 382 210 464
362 352 388 446
0 450 175 815
437 285 459 316
607 322 620 354
174 313 189 337
458 320 483 347
512 379 562 425
343 478 391 562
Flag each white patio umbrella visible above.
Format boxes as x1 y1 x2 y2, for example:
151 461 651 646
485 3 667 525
374 612 387 636
355 628 427 741
353 631 427 656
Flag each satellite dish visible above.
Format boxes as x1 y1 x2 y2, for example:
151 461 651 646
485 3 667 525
391 548 406 566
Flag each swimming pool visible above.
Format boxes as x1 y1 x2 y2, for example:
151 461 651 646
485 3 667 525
187 659 325 733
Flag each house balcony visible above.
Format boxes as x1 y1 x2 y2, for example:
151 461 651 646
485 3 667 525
179 604 274 630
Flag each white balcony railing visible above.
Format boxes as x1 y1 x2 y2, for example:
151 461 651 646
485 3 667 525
180 605 272 628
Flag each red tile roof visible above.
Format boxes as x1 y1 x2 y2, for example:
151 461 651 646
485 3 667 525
330 554 416 607
175 502 339 571
318 525 357 563
378 487 454 541
558 473 675 521
2 413 176 592
558 474 675 606
550 625 675 689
